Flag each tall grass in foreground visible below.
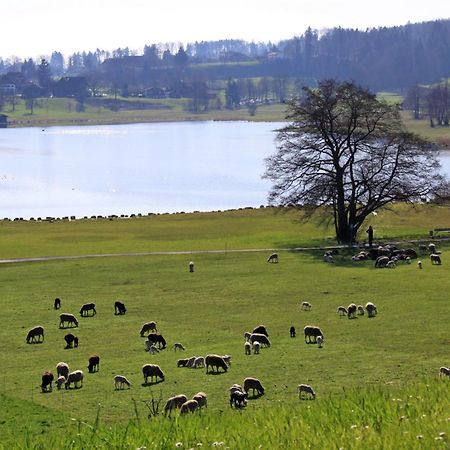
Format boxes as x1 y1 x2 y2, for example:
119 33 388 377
3 381 449 449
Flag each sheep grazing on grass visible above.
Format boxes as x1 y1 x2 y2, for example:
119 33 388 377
185 356 196 368
114 375 132 389
337 306 348 316
302 301 312 311
230 390 247 408
298 384 316 400
64 333 78 349
193 392 208 409
386 260 397 268
26 326 44 344
146 333 167 349
267 253 278 263
177 358 189 368
164 394 188 414
250 333 271 347
375 256 390 268
244 377 265 396
253 341 261 354
41 371 54 393
79 302 96 317
88 355 100 373
56 376 66 390
54 298 61 310
114 301 126 315
430 254 442 265
142 364 165 384
193 357 205 369
229 384 243 394
189 261 195 272
304 326 324 344
252 325 269 337
180 399 199 415
290 326 296 338
317 335 323 348
139 321 157 337
357 305 365 316
59 313 78 328
439 367 450 377
347 303 357 319
365 302 378 318
417 260 423 269
65 370 84 389
205 354 228 373
56 362 69 379
173 343 185 351
244 331 252 342
244 341 251 355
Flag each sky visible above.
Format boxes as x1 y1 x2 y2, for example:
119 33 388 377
1 0 449 59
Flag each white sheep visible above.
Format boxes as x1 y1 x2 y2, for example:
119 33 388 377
357 305 365 316
244 341 251 355
173 343 185 351
164 394 188 414
244 331 252 342
180 399 199 414
365 302 378 318
253 341 261 354
193 356 205 368
417 260 423 269
114 375 132 389
192 391 207 409
337 306 348 316
302 301 312 311
229 384 243 394
65 370 84 389
243 377 265 396
430 254 442 265
317 335 323 348
298 383 316 399
56 376 66 390
186 356 197 368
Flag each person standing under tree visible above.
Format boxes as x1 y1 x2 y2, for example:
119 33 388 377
366 225 374 247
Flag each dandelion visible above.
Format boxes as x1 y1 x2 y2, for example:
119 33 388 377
416 435 423 440
350 425 357 429
175 443 183 448
439 432 446 438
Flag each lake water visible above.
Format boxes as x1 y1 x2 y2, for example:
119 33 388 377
0 121 449 219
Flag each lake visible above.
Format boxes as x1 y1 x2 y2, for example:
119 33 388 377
0 121 448 219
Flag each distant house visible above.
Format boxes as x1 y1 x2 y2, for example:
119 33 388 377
51 77 88 99
0 114 8 128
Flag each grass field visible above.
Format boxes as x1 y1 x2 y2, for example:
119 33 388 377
0 206 449 448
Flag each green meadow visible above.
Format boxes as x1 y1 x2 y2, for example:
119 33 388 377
0 206 449 449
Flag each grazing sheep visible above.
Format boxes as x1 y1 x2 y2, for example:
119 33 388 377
290 326 296 338
304 326 324 344
114 375 132 389
41 371 54 393
142 364 165 383
193 392 208 408
205 354 228 373
337 306 348 316
173 343 185 351
430 254 442 265
189 261 194 272
59 313 78 328
164 394 188 414
347 303 357 319
386 260 397 268
146 333 167 349
139 322 158 337
87 355 100 373
253 341 261 354
317 335 323 348
229 384 243 394
185 356 197 368
352 251 369 261
357 305 365 316
180 399 199 415
417 260 423 269
298 384 316 399
365 302 378 318
244 331 252 341
193 356 205 369
56 362 69 379
244 341 251 355
177 358 189 368
79 302 96 317
114 301 126 315
252 325 269 337
250 333 271 347
65 370 84 389
64 333 78 349
243 377 265 396
302 301 312 311
26 326 44 344
230 390 247 408
375 256 390 268
439 367 450 377
323 251 334 263
267 253 278 263
54 298 61 310
56 375 66 390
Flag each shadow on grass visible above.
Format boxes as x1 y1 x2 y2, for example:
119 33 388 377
142 380 164 387
206 371 228 376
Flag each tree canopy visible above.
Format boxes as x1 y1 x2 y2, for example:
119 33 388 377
264 79 445 244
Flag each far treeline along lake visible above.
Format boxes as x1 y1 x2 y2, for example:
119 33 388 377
0 120 449 219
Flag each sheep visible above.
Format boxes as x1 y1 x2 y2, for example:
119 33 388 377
267 253 278 263
180 399 199 415
244 331 252 341
54 298 61 310
41 371 54 393
250 333 271 347
375 256 390 268
142 364 165 384
386 260 397 268
87 354 100 373
304 326 324 344
65 370 84 389
79 302 96 317
243 377 265 396
430 254 442 265
146 343 160 354
64 333 78 349
417 260 423 269
337 306 348 316
56 362 69 379
323 251 334 263
229 384 243 394
192 356 204 369
114 375 132 389
252 325 269 337
289 326 296 338
302 301 312 311
114 300 126 315
347 303 357 319
185 356 197 368
59 313 78 328
317 335 323 348
177 358 189 367
244 341 251 355
189 261 194 272
146 333 167 349
405 256 411 264
365 302 378 318
253 341 261 354
357 305 365 316
205 354 228 373
193 391 207 408
298 384 316 399
164 394 188 414
439 367 450 377
428 243 437 254
26 326 44 344
56 375 66 390
173 343 185 351
230 390 247 408
352 251 369 261
139 321 157 337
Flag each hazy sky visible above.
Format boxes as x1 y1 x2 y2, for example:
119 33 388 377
1 0 449 59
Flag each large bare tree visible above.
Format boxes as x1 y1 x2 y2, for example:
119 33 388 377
264 79 445 244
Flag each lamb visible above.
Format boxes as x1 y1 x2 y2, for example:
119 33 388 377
56 375 66 390
230 390 247 408
244 331 252 341
337 306 348 316
173 343 185 351
252 325 269 337
177 358 189 367
365 302 378 318
302 301 312 311
357 305 365 316
64 333 78 349
347 303 357 319
253 341 261 354
417 260 423 269
205 354 228 373
317 335 323 348
250 333 271 347
375 256 390 268
41 371 54 393
192 391 207 408
298 384 316 399
56 362 69 379
267 253 278 263
139 321 157 337
244 341 251 355
79 302 96 317
164 394 188 414
65 370 84 389
26 326 44 344
229 384 243 394
114 375 132 389
189 261 195 272
180 399 199 415
59 313 78 328
430 254 442 265
193 357 205 368
87 354 100 373
290 326 296 338
54 298 61 310
142 364 165 383
114 300 126 315
304 326 324 344
243 377 265 396
439 367 450 377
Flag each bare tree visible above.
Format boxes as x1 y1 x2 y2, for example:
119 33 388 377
264 79 445 244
